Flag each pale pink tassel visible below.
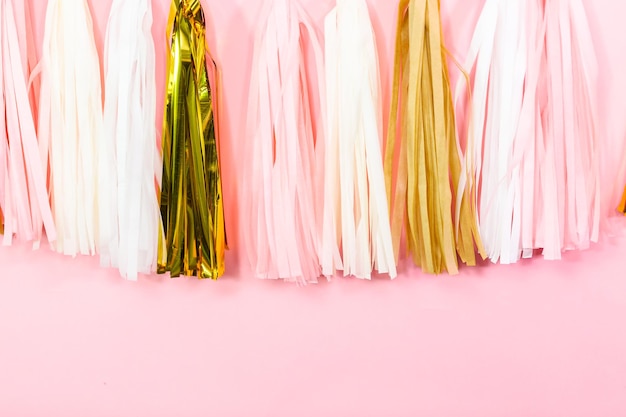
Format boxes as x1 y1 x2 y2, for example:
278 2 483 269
244 0 326 284
543 0 600 256
513 0 546 259
0 0 56 247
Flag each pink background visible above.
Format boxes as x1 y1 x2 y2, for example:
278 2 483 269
2 0 626 415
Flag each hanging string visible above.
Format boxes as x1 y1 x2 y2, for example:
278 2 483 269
320 0 396 279
158 0 227 279
385 0 484 275
101 0 161 280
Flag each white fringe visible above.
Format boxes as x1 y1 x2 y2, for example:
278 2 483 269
321 0 396 279
101 0 160 280
37 0 103 256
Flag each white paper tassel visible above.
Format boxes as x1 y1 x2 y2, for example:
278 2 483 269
320 0 396 279
37 0 103 256
456 0 534 264
100 0 159 280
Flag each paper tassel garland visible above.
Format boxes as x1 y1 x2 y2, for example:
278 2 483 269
158 0 226 279
37 0 103 256
244 0 326 283
101 0 160 280
458 0 600 263
320 0 396 279
0 0 55 247
385 0 484 275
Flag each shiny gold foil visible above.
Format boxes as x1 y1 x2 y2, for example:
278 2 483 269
385 0 485 274
157 0 226 279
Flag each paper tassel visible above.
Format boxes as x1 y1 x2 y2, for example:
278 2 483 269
385 0 484 275
456 0 543 264
36 0 103 256
0 0 55 248
320 0 396 279
458 0 599 263
100 0 160 280
158 0 226 279
244 0 326 284
543 0 600 254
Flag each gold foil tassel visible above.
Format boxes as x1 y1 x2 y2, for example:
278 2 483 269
158 0 226 279
619 189 626 215
385 0 485 274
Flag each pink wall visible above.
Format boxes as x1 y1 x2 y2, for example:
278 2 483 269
2 0 626 415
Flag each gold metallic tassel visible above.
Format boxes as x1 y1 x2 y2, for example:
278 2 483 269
385 0 484 274
619 189 626 215
157 0 226 279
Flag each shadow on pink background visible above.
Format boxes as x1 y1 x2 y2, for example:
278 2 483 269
2 0 626 415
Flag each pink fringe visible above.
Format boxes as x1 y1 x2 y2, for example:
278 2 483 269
243 0 326 284
0 0 55 247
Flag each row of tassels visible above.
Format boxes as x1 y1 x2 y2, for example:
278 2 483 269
0 0 610 282
244 0 604 283
1 0 224 280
